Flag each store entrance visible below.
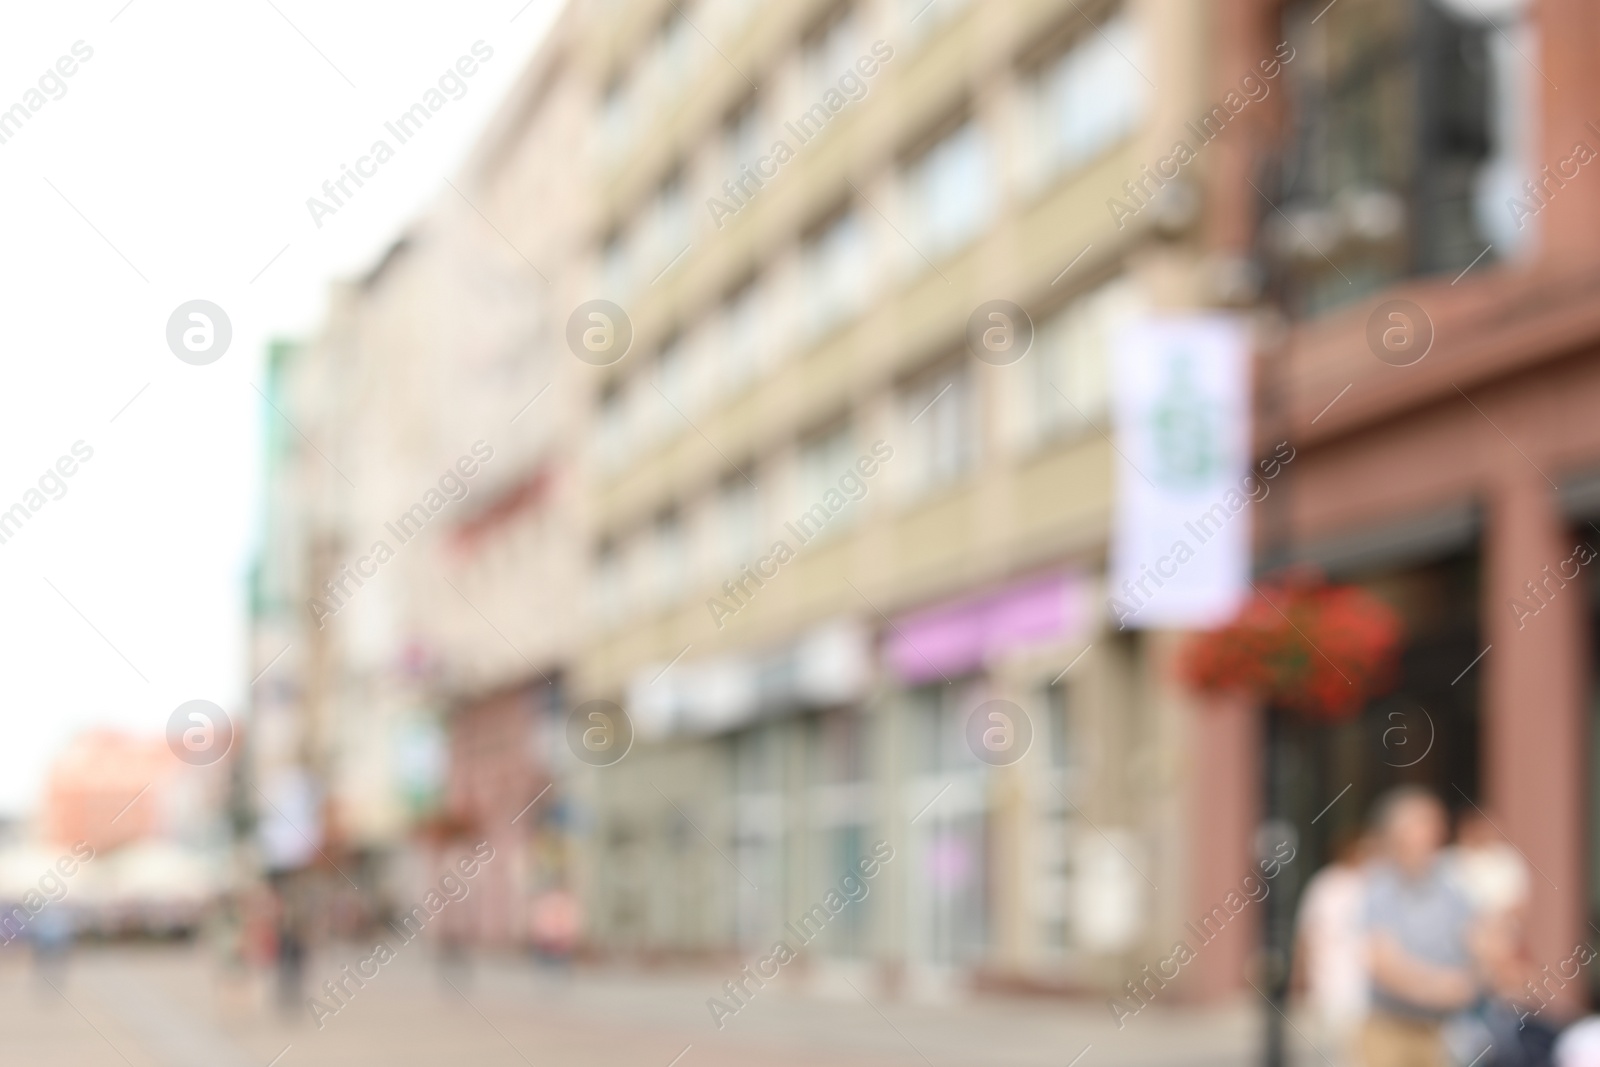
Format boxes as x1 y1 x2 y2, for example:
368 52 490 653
1270 549 1484 890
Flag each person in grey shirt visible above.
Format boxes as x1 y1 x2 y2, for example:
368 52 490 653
1362 786 1481 1067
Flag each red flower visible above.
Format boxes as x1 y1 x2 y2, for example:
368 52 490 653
1179 570 1402 721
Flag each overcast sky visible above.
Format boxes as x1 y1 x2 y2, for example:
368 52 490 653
0 0 561 817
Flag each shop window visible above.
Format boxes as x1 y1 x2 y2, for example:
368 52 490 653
804 712 874 958
733 723 785 948
902 685 990 962
814 709 868 784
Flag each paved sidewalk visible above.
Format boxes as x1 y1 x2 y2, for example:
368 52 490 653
0 944 1268 1067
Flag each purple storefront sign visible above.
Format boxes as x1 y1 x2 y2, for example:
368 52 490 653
885 571 1088 685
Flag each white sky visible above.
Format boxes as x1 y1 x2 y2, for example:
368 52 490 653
0 0 562 817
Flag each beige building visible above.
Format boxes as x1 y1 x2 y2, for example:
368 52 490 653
556 0 1224 997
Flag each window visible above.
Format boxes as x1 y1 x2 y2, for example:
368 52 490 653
807 712 872 959
681 321 717 418
647 9 693 101
724 96 764 175
904 684 989 963
719 279 764 393
814 710 867 784
652 511 685 606
1021 276 1142 448
795 422 858 537
897 0 971 43
900 361 974 496
1276 0 1527 313
801 210 869 336
628 368 663 447
601 229 630 299
596 383 628 472
1036 683 1075 955
732 722 784 947
594 541 626 626
903 121 992 261
648 171 690 277
600 77 630 159
707 0 760 36
625 532 653 616
716 478 762 571
1027 12 1145 185
801 5 860 104
655 335 691 421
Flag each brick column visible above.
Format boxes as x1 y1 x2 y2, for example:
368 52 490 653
1483 470 1587 1009
1181 692 1262 1000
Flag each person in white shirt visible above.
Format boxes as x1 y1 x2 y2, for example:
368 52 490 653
1555 1017 1600 1067
1296 830 1374 1067
1445 808 1529 919
1444 806 1530 1005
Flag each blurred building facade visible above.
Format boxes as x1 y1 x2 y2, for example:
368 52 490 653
251 0 1600 1012
248 6 588 934
1204 0 1600 1009
555 0 1222 997
43 731 179 852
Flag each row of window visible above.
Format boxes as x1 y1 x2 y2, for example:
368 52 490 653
590 276 1142 627
596 0 974 170
595 4 1144 316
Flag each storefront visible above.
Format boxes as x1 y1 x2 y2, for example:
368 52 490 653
1273 284 1600 1011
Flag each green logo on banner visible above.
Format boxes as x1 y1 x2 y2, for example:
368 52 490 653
1149 353 1219 489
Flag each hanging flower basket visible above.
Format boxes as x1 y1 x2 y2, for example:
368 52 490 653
1178 569 1403 721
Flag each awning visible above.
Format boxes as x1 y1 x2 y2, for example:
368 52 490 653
629 619 871 739
885 571 1089 685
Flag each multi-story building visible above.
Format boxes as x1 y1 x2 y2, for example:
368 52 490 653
557 0 1225 997
248 13 590 934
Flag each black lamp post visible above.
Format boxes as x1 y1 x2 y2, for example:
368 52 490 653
1251 149 1299 1067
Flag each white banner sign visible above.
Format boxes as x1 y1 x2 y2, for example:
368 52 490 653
1110 316 1252 629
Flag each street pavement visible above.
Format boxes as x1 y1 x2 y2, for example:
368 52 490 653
0 943 1271 1067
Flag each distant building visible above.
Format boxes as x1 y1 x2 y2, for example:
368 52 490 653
42 731 175 852
248 9 588 941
